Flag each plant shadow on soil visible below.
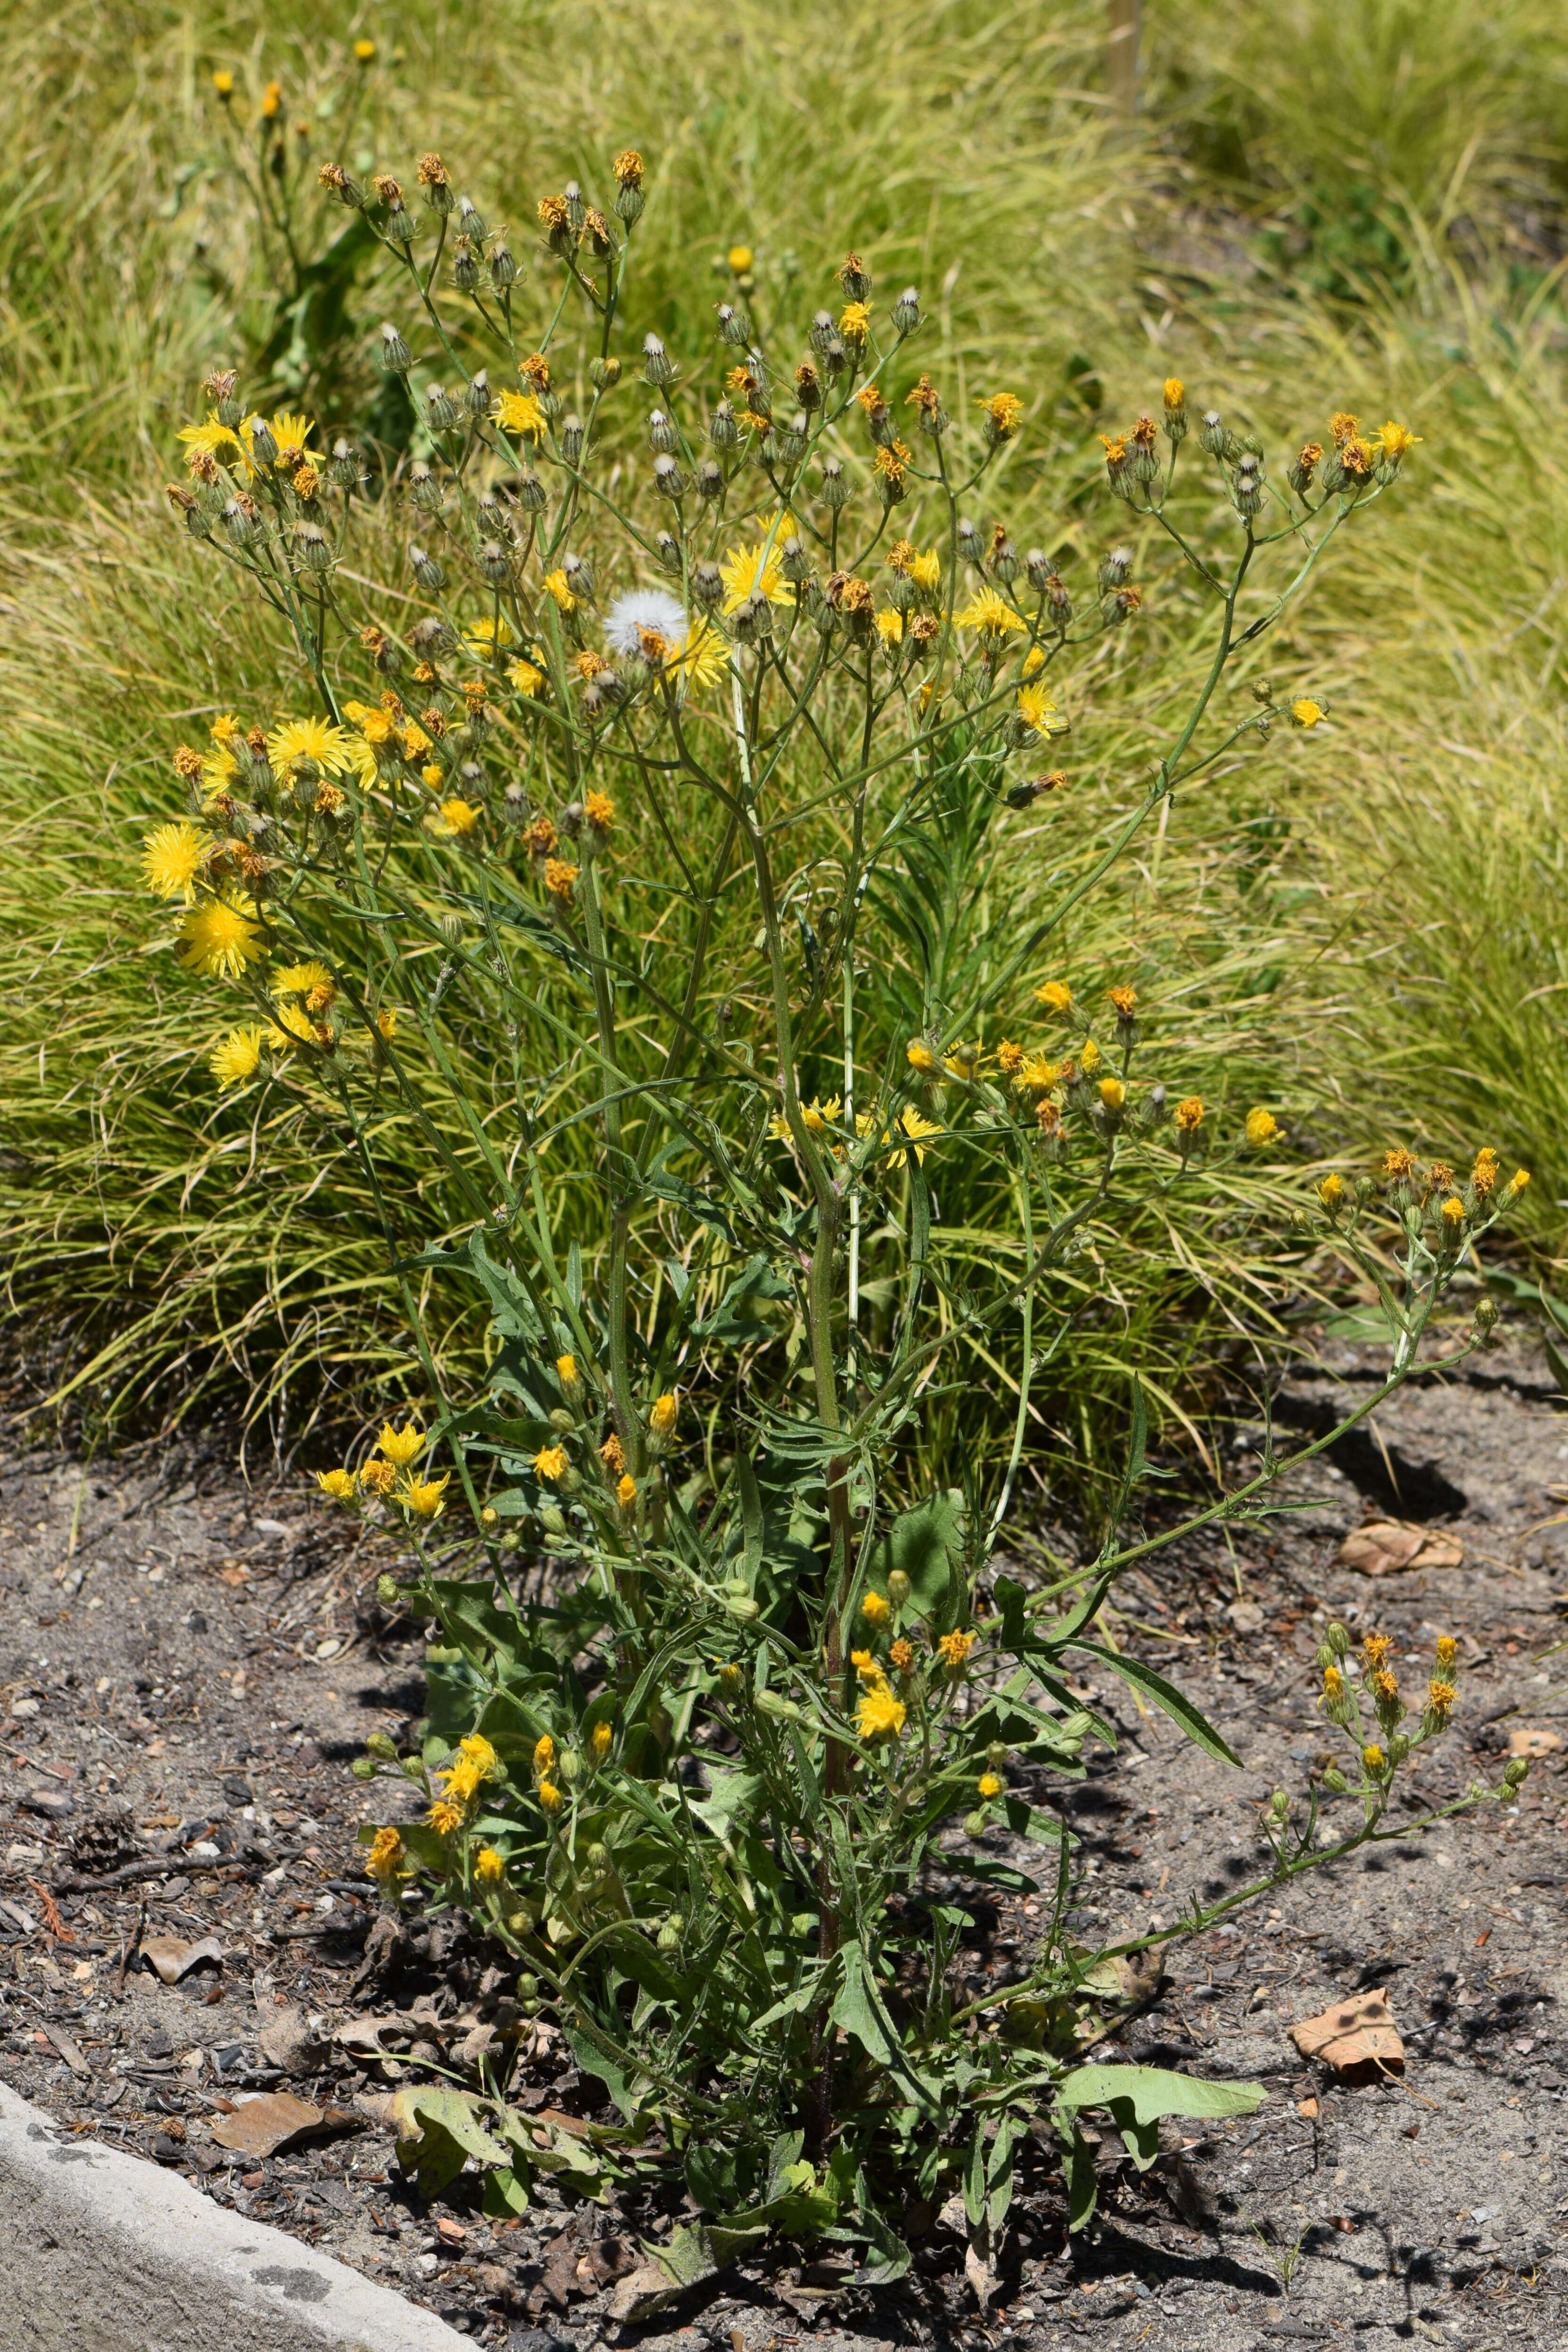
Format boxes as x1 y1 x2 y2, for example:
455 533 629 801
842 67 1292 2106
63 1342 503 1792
1 1333 1565 2348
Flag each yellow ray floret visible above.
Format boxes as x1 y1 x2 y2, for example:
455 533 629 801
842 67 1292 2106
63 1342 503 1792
176 894 266 979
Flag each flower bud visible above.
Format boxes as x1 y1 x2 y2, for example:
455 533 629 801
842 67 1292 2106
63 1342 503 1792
517 469 546 512
563 551 594 600
642 333 675 387
823 336 848 379
478 539 510 585
452 238 480 292
714 302 747 348
366 1729 399 1760
1098 546 1133 592
1199 409 1226 455
840 254 871 301
696 458 723 501
709 397 739 450
1025 548 1051 591
490 239 517 293
985 1740 1008 1768
590 355 622 392
1503 1755 1530 1791
990 536 1018 585
1322 1766 1347 1793
379 322 412 375
377 1574 400 1605
731 591 771 644
559 413 585 465
351 1755 378 1781
692 559 723 607
425 384 460 432
223 496 262 547
385 194 415 245
956 516 982 562
295 521 332 574
615 177 645 224
410 543 444 591
653 452 686 500
539 1503 567 1536
651 530 680 575
1325 1620 1350 1657
818 455 850 510
327 436 361 488
963 1809 990 1838
893 286 920 334
248 416 278 467
809 309 835 355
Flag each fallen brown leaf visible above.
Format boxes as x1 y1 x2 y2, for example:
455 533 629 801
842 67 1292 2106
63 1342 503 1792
1290 1989 1404 2080
1338 1521 1463 1578
210 2090 326 2158
41 2023 89 2075
139 1933 223 1985
1508 1726 1563 1759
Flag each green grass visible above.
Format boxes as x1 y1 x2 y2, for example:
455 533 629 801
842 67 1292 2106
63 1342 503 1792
3 0 1567 1456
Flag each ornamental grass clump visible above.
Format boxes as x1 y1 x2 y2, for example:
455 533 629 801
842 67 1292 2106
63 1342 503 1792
146 142 1528 2273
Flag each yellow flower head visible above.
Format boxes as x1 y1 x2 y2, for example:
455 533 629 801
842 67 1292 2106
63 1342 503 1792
176 895 266 979
1245 1107 1281 1147
367 1826 404 1881
544 857 579 901
1471 1145 1500 1199
209 1024 266 1090
719 518 795 614
892 1107 941 1166
1376 420 1420 461
938 1628 976 1671
1427 1678 1457 1719
315 1466 357 1502
650 1391 679 1436
727 242 754 274
1016 682 1062 736
1099 1076 1125 1111
142 821 206 903
508 657 547 699
584 790 616 834
430 798 481 838
1440 1194 1466 1231
1174 1094 1204 1134
494 390 547 441
464 616 514 657
212 69 235 98
1318 1172 1345 1209
979 392 1024 441
354 38 376 61
268 716 355 775
178 411 247 468
890 1637 916 1674
1163 376 1185 411
673 622 731 691
910 550 943 593
443 1758 482 1806
1362 1743 1387 1776
533 1732 556 1778
556 1352 580 1390
534 1443 568 1481
802 1095 841 1132
876 608 904 644
955 589 1025 638
907 1039 936 1072
1036 980 1073 1014
856 1685 907 1741
458 1732 499 1779
403 1472 450 1520
1322 1663 1344 1701
427 1799 464 1836
590 1719 614 1760
1290 697 1324 729
861 1590 892 1628
839 301 871 345
977 1770 1003 1799
996 1040 1025 1077
538 1779 564 1814
378 1421 427 1467
1509 1167 1530 1195
616 1472 637 1508
544 568 575 612
1079 1038 1101 1074
474 1847 505 1886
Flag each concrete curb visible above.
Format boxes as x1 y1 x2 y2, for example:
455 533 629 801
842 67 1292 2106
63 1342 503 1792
0 2082 472 2352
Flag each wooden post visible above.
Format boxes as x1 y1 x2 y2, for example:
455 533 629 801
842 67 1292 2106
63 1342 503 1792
1108 0 1141 119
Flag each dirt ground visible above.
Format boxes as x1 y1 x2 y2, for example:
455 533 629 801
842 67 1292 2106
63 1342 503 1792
1 1332 1564 2351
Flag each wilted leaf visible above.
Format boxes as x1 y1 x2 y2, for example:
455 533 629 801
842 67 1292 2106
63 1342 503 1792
1290 1990 1404 2079
211 2090 327 2158
1508 1725 1562 1759
139 1933 223 1985
1338 1520 1462 1577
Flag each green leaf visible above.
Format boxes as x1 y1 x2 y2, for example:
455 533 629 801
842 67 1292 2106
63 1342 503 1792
873 1491 966 1631
565 2025 638 2121
1056 2062 1266 2171
694 1254 794 1346
963 2122 985 2229
482 2165 531 2217
737 1449 763 1588
393 2087 511 2197
1064 1639 1242 1766
1064 2123 1098 2232
986 2115 1019 2230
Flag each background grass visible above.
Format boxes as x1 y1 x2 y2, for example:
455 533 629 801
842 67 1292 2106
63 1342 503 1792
2 0 1564 1467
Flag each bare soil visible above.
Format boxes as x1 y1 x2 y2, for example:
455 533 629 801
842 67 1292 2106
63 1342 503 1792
1 1334 1565 2352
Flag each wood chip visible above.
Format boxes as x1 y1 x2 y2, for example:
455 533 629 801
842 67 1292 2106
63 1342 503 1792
1290 1989 1404 2079
1337 1521 1463 1577
138 1933 223 1985
42 2023 90 2075
210 2089 326 2158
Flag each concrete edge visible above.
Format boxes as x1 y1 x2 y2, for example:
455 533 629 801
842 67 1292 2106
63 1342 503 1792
0 2081 472 2352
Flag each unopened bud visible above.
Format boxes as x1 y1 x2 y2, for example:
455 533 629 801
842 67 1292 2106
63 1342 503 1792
654 530 681 574
692 559 723 607
410 543 444 591
892 286 920 334
378 322 412 375
642 333 675 386
956 516 982 562
490 241 517 294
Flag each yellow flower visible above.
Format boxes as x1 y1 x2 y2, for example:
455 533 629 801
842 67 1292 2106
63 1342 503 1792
429 798 481 838
802 1095 841 1131
719 518 794 613
1021 644 1045 678
243 409 314 467
378 1421 427 1467
534 1443 568 1481
178 411 247 468
1036 980 1073 1014
1099 1076 1125 1111
978 392 1024 440
142 820 206 903
428 1799 464 1836
839 301 870 345
1079 1038 1101 1074
617 1472 637 1508
977 1770 1003 1799
267 1002 317 1052
1318 1172 1345 1209
1509 1167 1531 1195
875 608 904 644
1376 420 1420 460
354 38 376 61
851 1647 885 1685
543 568 575 611
1362 1743 1387 1776
315 1467 357 1502
403 1473 450 1519
556 1352 580 1391
1016 682 1063 736
591 1719 614 1760
538 1779 564 1813
938 1628 976 1670
268 716 357 775
893 1107 941 1167
494 390 547 441
650 1391 679 1435
532 1732 556 1779
1289 697 1324 729
673 622 731 690
367 1826 404 1881
464 615 514 656
458 1732 499 1779
544 857 579 901
1245 1107 1281 1147
727 243 755 274
444 1758 483 1806
1440 1194 1466 1231
954 589 1025 638
909 549 943 594
1163 376 1184 411
996 1040 1024 1077
1321 1663 1344 1701
271 959 337 1008
474 1847 505 1885
209 1024 267 1090
861 1591 891 1628
856 1685 906 1741
212 69 235 98
1427 1678 1457 1720
907 1039 936 1072
176 895 266 979
585 790 616 832
508 658 547 698
1174 1095 1204 1133
1016 1053 1059 1093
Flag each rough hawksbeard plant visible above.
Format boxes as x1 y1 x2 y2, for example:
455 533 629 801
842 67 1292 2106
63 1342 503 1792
145 130 1530 2291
